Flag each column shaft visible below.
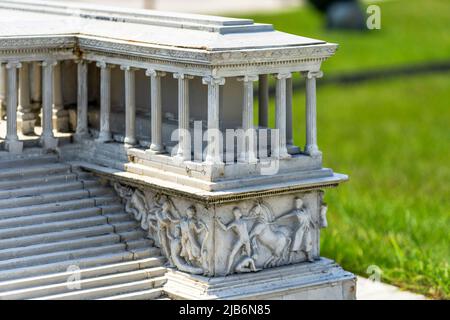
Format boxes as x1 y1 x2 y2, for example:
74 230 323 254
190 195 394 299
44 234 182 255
304 71 323 156
286 77 300 154
203 76 225 164
174 73 193 160
30 62 42 126
41 61 58 150
75 60 89 139
147 69 165 153
258 74 269 127
4 62 23 153
238 75 258 163
0 64 6 120
122 66 136 146
18 62 36 135
96 62 113 142
53 62 69 132
274 73 291 159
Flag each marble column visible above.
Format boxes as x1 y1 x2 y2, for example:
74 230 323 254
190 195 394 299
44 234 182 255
146 69 166 153
274 73 291 159
96 62 113 142
75 60 89 140
53 62 69 132
0 62 6 120
30 62 42 126
41 60 58 150
0 63 6 120
258 74 269 128
174 73 193 161
286 76 300 154
202 76 225 164
238 75 258 163
4 62 23 153
18 62 36 135
303 70 323 157
121 66 137 147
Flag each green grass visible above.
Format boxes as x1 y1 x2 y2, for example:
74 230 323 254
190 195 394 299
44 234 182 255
262 73 450 299
234 0 450 74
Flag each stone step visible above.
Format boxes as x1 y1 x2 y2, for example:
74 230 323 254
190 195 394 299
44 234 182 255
104 212 133 224
0 248 156 282
0 189 90 210
0 198 96 219
0 154 59 169
87 186 116 197
111 220 140 233
0 257 165 293
118 229 148 242
0 173 78 191
100 203 125 214
0 215 108 240
0 180 84 200
98 288 163 300
0 225 114 251
0 207 102 229
0 163 71 181
0 242 129 271
0 267 166 300
34 277 167 300
93 195 121 206
0 234 120 261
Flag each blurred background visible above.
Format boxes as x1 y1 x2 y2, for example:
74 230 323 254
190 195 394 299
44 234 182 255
67 0 450 299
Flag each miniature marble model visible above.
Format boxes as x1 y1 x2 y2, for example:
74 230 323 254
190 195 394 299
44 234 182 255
0 0 355 300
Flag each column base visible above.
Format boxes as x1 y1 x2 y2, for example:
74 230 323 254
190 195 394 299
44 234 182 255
96 131 112 143
4 139 23 154
304 145 322 158
287 144 301 155
148 144 165 154
41 135 58 150
73 131 90 143
163 258 356 300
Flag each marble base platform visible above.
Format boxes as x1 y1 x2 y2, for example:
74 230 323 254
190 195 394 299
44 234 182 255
164 258 356 300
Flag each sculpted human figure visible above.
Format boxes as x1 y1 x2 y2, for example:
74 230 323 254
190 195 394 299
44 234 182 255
286 198 316 262
179 206 207 265
217 207 252 274
155 200 178 265
167 226 204 275
235 254 260 273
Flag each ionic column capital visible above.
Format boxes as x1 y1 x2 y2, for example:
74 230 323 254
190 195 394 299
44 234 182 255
41 60 58 68
145 69 166 78
96 61 115 69
273 72 291 80
237 75 258 82
302 70 323 79
173 73 194 80
120 65 138 72
202 76 225 86
5 61 22 69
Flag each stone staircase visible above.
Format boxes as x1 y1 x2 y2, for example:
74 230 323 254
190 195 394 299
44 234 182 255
0 153 168 300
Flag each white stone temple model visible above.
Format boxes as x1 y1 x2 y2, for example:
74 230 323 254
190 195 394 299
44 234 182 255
0 0 355 299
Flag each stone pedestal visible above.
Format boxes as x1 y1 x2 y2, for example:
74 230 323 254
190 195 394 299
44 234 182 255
164 258 356 300
107 168 354 300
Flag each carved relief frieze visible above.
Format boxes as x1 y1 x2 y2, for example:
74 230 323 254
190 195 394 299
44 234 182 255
112 181 328 277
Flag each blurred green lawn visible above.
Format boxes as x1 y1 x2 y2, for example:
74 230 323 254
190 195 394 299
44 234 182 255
236 0 450 298
239 0 450 75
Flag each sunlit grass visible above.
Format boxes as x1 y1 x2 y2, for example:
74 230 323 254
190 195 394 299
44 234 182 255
259 73 450 299
235 0 450 75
